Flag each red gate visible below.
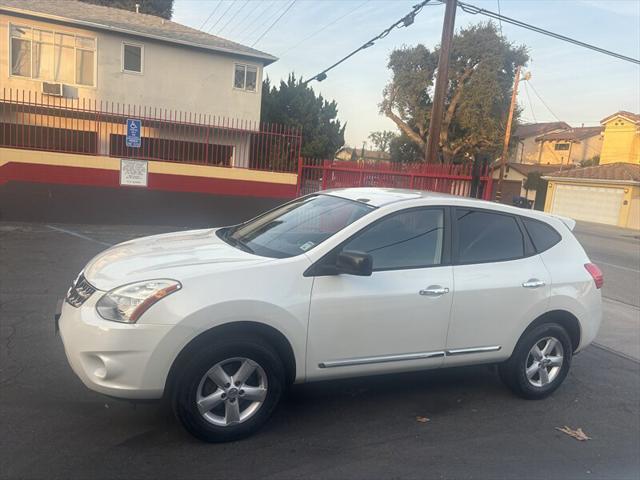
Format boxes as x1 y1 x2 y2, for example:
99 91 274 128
297 158 494 200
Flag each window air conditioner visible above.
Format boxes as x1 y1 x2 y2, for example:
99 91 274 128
42 82 63 96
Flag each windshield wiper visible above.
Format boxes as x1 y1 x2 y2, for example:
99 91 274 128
224 234 254 254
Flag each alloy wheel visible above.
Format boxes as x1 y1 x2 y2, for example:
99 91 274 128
525 336 564 388
196 357 268 427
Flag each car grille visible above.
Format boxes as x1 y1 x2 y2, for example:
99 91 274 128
65 274 97 307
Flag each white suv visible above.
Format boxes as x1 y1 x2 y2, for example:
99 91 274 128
57 188 603 442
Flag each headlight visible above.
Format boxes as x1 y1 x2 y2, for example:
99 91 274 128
96 279 181 323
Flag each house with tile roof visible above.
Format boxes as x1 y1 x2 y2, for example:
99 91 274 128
510 122 603 166
1 0 276 120
543 162 640 229
510 121 570 164
533 126 604 165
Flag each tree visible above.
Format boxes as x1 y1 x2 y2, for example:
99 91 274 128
78 0 173 19
380 23 529 163
261 74 345 159
579 155 600 167
389 134 422 163
368 131 396 153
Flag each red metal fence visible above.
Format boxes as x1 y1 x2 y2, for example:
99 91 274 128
297 158 494 200
0 89 302 173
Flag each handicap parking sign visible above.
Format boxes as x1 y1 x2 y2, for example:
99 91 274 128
126 119 141 148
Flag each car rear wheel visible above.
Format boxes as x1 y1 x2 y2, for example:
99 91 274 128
499 323 572 399
172 337 285 442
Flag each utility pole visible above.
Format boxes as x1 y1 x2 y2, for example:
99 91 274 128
425 0 457 164
496 65 524 202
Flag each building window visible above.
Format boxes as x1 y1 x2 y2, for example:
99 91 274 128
122 43 143 73
554 143 570 151
10 24 96 86
234 64 258 91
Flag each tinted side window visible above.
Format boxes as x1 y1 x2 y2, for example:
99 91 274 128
456 209 524 263
522 218 561 252
344 209 444 270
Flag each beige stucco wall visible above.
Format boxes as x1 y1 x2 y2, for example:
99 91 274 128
0 13 265 122
511 136 538 163
535 136 602 165
600 116 640 165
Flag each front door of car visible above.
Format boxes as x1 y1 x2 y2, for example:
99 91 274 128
444 208 551 366
306 207 453 380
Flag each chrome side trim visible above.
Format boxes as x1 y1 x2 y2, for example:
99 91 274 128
318 351 446 369
445 345 502 356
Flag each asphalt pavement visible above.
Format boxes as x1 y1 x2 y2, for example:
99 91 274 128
1 220 639 480
573 222 640 360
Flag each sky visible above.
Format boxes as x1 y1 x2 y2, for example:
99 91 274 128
173 0 640 148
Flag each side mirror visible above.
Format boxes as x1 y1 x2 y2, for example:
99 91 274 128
335 250 373 276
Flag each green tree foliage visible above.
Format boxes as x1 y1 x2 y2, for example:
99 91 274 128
381 23 529 163
368 130 396 153
390 133 423 163
579 155 600 167
523 171 544 192
261 74 345 159
78 0 173 19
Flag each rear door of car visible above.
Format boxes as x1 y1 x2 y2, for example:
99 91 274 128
444 207 551 366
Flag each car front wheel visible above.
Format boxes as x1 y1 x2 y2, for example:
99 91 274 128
499 323 573 399
172 337 285 442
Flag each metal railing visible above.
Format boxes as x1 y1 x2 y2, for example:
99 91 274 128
298 158 494 199
0 89 302 173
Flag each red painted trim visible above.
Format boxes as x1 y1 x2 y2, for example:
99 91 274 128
0 162 296 199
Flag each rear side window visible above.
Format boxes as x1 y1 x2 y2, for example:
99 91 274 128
344 208 444 270
522 218 561 252
455 209 525 263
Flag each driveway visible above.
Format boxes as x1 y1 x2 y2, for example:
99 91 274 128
1 221 638 480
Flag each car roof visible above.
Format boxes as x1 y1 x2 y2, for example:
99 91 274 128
320 188 457 207
318 188 575 230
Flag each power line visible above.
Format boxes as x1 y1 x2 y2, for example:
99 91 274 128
251 0 298 47
304 0 434 85
458 1 640 65
235 1 279 44
225 0 271 38
527 81 562 123
208 0 236 33
278 0 371 58
217 0 251 35
199 0 223 30
522 81 537 123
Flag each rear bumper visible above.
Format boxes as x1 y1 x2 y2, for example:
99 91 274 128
58 298 174 400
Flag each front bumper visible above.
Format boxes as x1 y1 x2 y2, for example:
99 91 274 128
58 297 175 400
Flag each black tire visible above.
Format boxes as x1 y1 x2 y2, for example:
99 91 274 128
499 323 573 399
172 336 285 442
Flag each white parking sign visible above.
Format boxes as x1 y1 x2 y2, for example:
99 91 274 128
120 158 148 187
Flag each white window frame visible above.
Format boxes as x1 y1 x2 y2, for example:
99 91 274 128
8 22 97 88
121 41 144 75
233 63 259 93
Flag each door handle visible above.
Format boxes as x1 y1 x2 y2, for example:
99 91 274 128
419 286 450 296
522 279 545 288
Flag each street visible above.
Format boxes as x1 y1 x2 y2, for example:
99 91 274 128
573 222 640 360
1 220 639 479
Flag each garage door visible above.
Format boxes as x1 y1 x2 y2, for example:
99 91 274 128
550 184 624 225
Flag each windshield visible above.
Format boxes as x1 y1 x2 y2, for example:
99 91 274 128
218 195 375 258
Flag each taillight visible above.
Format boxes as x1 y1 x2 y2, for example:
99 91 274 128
584 263 603 289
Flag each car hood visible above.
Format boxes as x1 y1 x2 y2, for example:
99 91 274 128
84 228 267 290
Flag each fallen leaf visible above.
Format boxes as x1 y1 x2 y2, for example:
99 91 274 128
555 426 591 441
416 416 430 423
